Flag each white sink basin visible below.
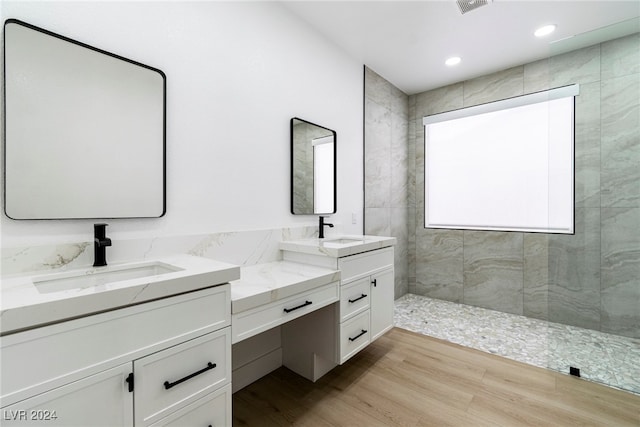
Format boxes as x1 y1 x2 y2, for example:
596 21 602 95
33 262 183 294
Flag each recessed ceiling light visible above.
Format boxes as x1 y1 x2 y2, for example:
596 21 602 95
534 24 556 37
445 56 461 66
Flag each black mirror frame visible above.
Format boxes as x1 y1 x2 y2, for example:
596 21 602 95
290 117 337 215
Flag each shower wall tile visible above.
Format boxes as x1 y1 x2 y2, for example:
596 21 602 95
574 82 601 207
391 206 409 297
523 233 549 321
414 120 425 213
364 66 391 106
463 231 524 315
390 83 409 118
364 97 391 208
415 228 463 302
601 73 640 207
548 208 601 330
407 115 417 208
601 33 640 80
523 58 551 93
463 66 523 106
548 44 601 87
601 207 640 338
407 206 416 292
415 83 463 117
391 110 409 208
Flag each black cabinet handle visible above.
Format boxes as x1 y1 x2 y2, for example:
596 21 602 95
125 372 134 392
164 362 216 390
348 293 368 303
283 300 312 313
348 329 367 342
372 279 377 287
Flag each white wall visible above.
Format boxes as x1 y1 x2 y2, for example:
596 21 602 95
0 1 363 247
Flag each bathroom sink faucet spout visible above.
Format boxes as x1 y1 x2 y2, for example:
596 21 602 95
93 223 112 267
319 216 334 239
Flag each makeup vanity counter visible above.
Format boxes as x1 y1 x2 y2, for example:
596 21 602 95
280 235 396 364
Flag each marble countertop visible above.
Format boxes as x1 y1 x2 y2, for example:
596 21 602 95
279 235 396 258
231 261 340 314
0 254 240 335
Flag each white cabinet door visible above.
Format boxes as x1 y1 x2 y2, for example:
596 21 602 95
370 268 394 341
1 363 133 427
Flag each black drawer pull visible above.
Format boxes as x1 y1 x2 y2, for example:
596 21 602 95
283 300 312 313
372 279 377 287
164 362 216 390
348 293 368 304
349 329 367 342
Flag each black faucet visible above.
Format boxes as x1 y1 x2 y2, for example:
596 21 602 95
93 223 112 267
318 216 334 239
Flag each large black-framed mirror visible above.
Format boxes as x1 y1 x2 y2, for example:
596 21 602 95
290 117 336 215
3 19 166 220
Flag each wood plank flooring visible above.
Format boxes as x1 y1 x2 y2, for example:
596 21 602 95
233 327 640 426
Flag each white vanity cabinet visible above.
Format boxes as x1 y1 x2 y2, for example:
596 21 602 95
0 285 232 426
281 241 395 365
337 247 394 363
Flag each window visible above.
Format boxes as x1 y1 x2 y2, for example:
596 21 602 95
423 85 578 234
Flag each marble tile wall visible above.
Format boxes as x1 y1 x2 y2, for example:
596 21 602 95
1 226 319 277
364 66 409 297
407 33 640 339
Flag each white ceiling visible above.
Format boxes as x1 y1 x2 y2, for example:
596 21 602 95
281 0 640 95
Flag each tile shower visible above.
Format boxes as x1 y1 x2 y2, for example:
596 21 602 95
364 30 640 394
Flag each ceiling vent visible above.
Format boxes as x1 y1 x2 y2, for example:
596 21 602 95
456 0 491 15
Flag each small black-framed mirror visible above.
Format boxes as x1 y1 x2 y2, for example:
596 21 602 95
290 117 336 215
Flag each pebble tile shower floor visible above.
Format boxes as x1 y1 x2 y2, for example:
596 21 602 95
394 294 640 395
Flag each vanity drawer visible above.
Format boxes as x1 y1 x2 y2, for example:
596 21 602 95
339 277 370 322
134 328 231 426
232 281 339 343
149 383 231 427
338 247 394 283
339 310 371 364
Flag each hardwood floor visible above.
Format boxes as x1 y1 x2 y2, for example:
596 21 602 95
233 327 640 426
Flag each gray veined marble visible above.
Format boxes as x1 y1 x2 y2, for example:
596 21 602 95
601 33 640 81
365 66 393 107
601 73 640 208
390 111 409 209
547 208 601 331
573 82 601 207
364 98 392 209
523 233 549 321
463 231 524 315
414 228 464 302
601 207 640 338
547 44 601 87
463 66 524 107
